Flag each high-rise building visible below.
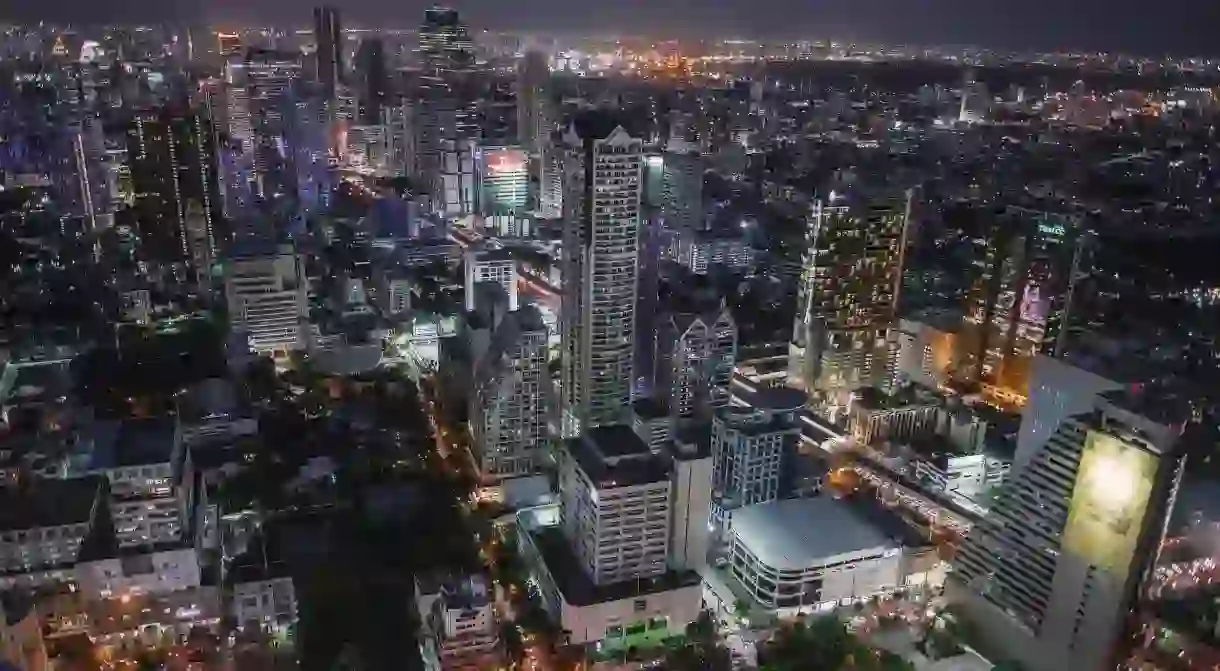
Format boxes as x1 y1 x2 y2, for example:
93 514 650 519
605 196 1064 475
224 242 309 354
558 112 644 434
436 137 477 217
470 306 548 479
708 397 803 538
559 426 674 585
236 50 305 200
313 6 343 102
538 141 563 218
660 147 704 233
124 107 223 278
477 146 529 220
355 37 388 126
788 192 911 400
516 50 550 154
517 426 708 650
948 383 1186 671
654 301 737 422
464 246 517 312
954 205 1093 408
418 7 475 76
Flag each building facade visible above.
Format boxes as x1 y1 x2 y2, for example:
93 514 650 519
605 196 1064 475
789 192 910 401
224 243 309 355
949 385 1185 671
470 307 549 480
654 305 736 422
709 401 801 536
558 113 644 434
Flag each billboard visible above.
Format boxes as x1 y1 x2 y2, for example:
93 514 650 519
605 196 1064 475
481 147 529 214
484 148 528 177
1063 431 1159 573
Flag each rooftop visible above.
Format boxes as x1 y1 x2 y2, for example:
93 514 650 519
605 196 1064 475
416 573 493 611
715 406 801 438
632 398 670 421
730 496 899 571
567 426 671 488
177 378 252 424
83 419 177 470
0 475 105 532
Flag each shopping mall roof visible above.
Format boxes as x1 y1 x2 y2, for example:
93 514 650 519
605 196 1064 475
730 496 898 571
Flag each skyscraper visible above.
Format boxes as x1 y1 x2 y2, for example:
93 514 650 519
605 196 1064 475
788 192 911 401
954 205 1093 408
516 50 550 154
124 107 223 278
313 6 343 103
948 383 1186 671
418 7 475 76
470 306 549 479
241 49 305 201
660 146 704 233
559 112 644 435
538 141 563 218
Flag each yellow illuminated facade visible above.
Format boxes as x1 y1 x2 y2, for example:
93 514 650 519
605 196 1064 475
1064 431 1159 573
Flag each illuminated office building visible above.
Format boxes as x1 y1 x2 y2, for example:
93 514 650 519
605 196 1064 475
538 141 563 218
229 50 304 200
436 137 477 217
954 206 1093 407
478 146 529 224
559 112 644 434
948 383 1185 671
224 242 309 354
788 192 910 400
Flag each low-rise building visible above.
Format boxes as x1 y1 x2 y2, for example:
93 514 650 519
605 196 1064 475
913 450 1010 501
0 476 108 586
74 544 201 600
75 419 191 547
414 574 503 671
714 497 906 618
231 573 297 636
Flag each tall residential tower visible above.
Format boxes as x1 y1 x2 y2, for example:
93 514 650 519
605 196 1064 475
558 112 644 435
789 191 911 402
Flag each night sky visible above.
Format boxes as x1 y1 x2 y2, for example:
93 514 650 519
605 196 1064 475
2 0 1217 56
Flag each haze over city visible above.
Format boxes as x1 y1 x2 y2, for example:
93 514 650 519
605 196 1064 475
1 3 1220 671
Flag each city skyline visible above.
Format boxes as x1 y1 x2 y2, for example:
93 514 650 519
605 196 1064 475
2 1 1219 57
